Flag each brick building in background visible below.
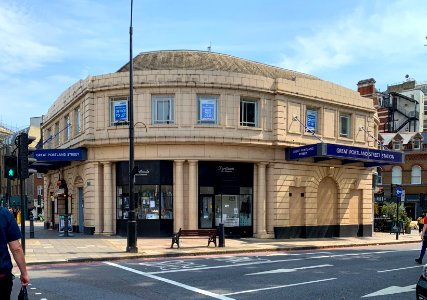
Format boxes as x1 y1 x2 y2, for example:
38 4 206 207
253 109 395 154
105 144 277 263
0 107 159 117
358 78 427 220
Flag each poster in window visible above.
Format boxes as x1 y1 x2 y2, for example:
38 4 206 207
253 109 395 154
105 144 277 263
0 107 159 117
200 99 216 122
113 101 128 123
306 110 317 132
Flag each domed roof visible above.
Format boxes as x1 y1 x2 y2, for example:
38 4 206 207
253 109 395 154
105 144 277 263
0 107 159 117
117 50 319 81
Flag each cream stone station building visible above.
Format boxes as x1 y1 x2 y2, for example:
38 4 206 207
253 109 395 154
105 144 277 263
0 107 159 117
34 50 402 239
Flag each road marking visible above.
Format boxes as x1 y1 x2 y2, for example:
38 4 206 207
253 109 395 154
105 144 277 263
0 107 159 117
222 278 337 296
144 249 414 275
245 264 333 275
140 260 208 271
265 252 333 256
104 261 235 300
361 284 416 297
377 265 421 273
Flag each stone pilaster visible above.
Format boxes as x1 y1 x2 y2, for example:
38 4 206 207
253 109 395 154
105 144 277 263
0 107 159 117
188 160 198 230
102 162 113 234
174 160 185 231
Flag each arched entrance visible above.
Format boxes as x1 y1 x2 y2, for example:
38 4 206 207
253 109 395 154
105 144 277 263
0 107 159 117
317 177 338 226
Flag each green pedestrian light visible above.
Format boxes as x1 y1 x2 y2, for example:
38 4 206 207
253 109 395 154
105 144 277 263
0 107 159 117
3 155 18 180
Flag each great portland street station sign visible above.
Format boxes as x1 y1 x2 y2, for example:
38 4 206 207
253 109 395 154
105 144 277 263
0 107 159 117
34 148 87 161
286 143 404 166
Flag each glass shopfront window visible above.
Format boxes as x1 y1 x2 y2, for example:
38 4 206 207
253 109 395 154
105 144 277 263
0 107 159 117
116 160 173 237
198 162 253 237
117 184 173 220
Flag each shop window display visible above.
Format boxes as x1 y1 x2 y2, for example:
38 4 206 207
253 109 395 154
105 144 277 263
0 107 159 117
117 185 173 220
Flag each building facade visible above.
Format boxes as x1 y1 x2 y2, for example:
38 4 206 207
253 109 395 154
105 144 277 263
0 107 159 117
38 50 392 239
375 132 427 220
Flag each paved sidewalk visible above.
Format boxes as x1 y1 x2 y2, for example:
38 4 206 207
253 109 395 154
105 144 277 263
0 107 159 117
21 222 422 266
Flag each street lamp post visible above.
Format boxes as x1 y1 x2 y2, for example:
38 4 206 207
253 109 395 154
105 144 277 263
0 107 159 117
126 0 138 253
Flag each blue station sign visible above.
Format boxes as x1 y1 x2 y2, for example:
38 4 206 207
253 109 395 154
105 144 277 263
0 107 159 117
286 143 404 166
34 148 87 161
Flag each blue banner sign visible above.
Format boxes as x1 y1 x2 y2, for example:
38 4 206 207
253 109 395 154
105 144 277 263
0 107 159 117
306 110 317 132
287 143 404 165
34 148 87 161
200 99 216 121
288 144 319 160
113 101 128 122
325 144 403 163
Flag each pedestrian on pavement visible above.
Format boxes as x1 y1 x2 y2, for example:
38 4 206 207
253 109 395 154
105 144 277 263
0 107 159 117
418 213 425 233
415 212 427 264
0 207 30 299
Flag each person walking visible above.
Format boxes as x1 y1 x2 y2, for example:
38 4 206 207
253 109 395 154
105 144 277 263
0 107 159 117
0 207 30 299
415 212 427 264
418 213 425 233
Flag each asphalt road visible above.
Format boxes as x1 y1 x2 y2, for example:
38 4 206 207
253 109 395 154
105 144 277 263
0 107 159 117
11 243 425 299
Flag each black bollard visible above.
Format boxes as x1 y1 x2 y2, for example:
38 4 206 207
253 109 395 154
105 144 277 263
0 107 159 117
218 223 225 247
30 216 34 238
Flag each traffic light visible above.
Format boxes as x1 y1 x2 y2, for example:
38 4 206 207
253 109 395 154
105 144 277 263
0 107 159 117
4 155 18 180
17 132 36 179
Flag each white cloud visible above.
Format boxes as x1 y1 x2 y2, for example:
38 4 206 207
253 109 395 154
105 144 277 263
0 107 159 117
0 2 61 74
279 1 427 74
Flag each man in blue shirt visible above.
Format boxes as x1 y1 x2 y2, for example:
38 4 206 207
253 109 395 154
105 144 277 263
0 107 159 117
0 207 29 299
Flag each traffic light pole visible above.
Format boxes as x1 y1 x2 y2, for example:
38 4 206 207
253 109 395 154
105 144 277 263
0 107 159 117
20 177 25 254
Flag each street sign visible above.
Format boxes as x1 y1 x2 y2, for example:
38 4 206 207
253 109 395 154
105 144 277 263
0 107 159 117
396 186 403 197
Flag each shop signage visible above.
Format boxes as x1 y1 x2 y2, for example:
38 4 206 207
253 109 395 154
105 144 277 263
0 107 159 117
287 143 404 165
34 148 87 161
218 166 235 173
136 169 150 176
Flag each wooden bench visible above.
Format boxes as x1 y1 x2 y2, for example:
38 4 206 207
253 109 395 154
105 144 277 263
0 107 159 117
170 228 217 249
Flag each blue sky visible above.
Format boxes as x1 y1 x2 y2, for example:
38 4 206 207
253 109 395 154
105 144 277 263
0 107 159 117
1 0 426 130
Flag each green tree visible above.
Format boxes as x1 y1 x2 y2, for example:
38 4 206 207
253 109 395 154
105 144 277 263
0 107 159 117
380 201 407 221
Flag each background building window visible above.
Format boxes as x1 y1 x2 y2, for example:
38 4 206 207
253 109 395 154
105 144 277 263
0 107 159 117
377 167 383 185
110 98 128 125
413 139 421 150
411 165 422 184
392 166 402 184
339 113 351 137
198 95 218 124
393 140 401 150
37 185 43 196
240 98 258 127
152 95 174 124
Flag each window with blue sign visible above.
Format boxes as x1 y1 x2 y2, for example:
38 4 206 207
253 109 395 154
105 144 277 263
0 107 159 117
110 98 129 125
240 98 258 127
152 95 174 124
198 96 218 124
306 108 318 133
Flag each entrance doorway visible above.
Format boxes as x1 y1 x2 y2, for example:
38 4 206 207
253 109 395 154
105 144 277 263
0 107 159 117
198 193 252 236
199 196 213 228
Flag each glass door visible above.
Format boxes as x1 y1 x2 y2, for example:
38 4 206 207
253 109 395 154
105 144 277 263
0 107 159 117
199 196 213 228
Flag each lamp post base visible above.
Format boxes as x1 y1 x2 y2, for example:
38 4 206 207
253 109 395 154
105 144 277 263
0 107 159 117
126 220 138 253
